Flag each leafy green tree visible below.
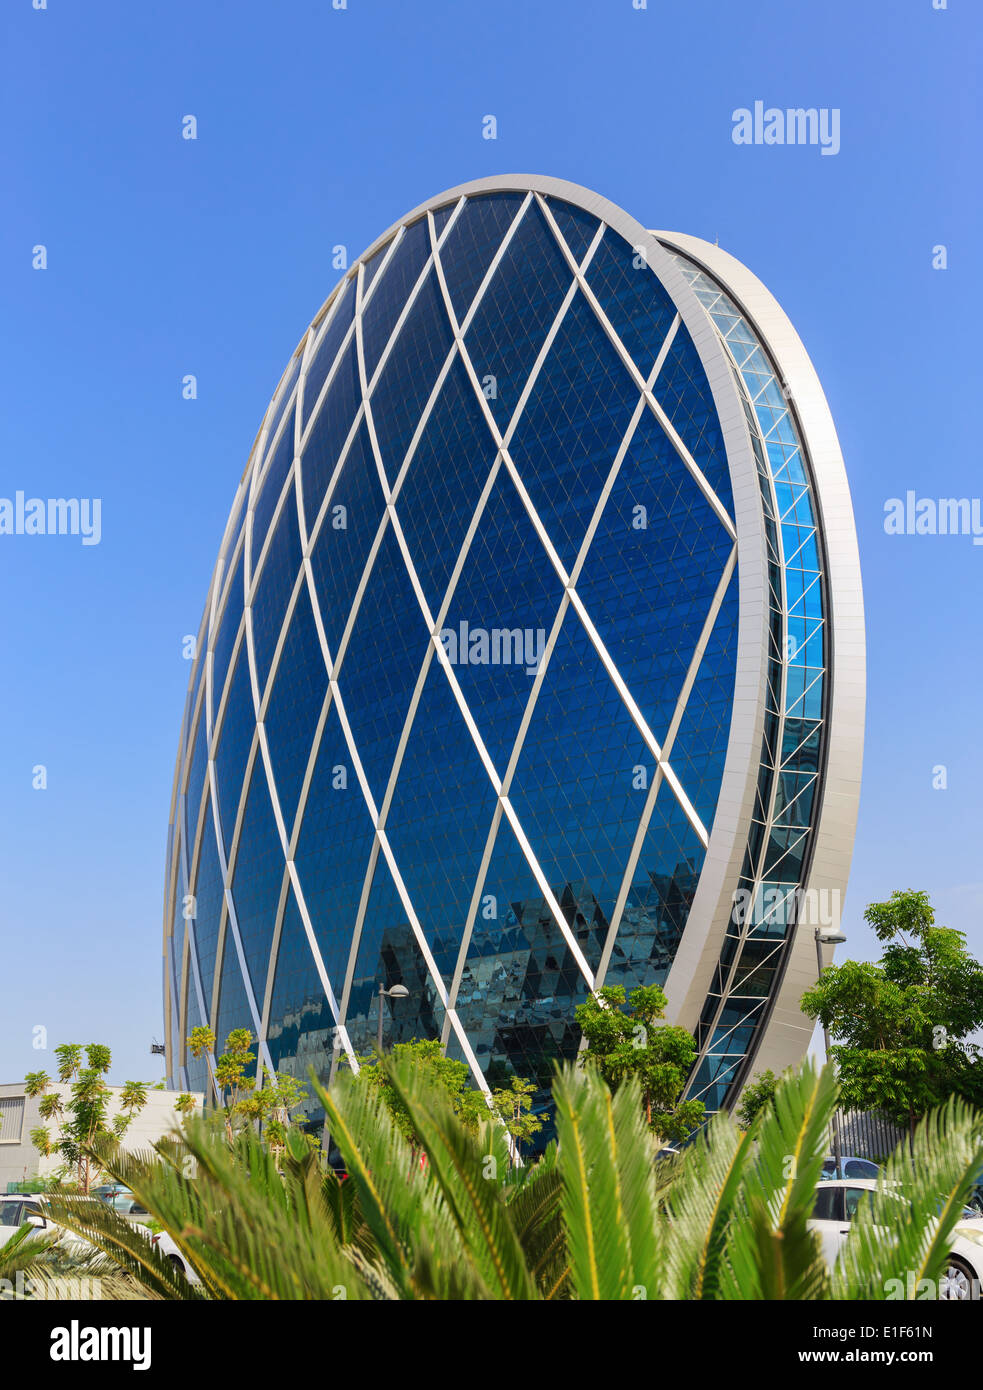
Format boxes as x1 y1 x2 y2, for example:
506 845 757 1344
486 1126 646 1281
236 1070 311 1155
187 1025 216 1061
575 984 704 1141
187 1026 258 1142
801 890 983 1139
491 1076 543 1167
187 1026 309 1150
352 1038 491 1145
24 1045 149 1193
736 1070 779 1131
113 1081 149 1140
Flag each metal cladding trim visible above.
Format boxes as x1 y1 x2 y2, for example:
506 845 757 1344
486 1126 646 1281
655 231 865 1098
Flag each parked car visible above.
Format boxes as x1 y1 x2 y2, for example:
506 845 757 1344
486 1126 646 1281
966 1163 983 1217
820 1155 880 1181
0 1194 49 1242
0 1194 94 1256
92 1186 152 1224
809 1178 983 1300
146 1228 202 1286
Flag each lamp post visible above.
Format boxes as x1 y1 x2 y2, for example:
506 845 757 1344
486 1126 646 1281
376 983 409 1054
815 927 847 1179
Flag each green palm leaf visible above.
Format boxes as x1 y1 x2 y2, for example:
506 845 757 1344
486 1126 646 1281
833 1099 983 1299
383 1056 538 1300
504 1164 569 1298
718 1061 835 1299
660 1111 754 1299
552 1064 660 1300
74 1121 371 1299
313 1067 482 1299
41 1195 203 1300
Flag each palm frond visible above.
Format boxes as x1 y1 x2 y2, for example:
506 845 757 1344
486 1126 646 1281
660 1111 754 1300
718 1061 835 1299
505 1164 568 1298
312 1067 473 1299
81 1121 371 1299
552 1064 660 1300
41 1196 202 1300
383 1056 537 1300
833 1099 983 1299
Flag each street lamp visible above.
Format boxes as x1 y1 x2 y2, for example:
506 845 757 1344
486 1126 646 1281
815 927 847 1178
376 983 410 1054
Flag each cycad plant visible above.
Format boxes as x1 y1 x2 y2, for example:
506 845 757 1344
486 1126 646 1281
44 1059 983 1300
0 1219 151 1301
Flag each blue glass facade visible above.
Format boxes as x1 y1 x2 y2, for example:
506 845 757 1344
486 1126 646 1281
163 181 843 1134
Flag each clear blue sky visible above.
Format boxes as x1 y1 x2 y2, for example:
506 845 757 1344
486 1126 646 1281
1 0 979 1084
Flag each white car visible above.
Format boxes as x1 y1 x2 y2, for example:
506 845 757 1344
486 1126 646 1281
143 1227 202 1286
0 1194 49 1242
809 1178 983 1300
0 1194 94 1256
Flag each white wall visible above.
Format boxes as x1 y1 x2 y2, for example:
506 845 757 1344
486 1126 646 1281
0 1082 202 1191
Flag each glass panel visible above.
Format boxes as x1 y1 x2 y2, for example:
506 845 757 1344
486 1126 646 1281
584 230 679 381
230 764 286 1000
292 699 377 998
250 491 304 696
383 659 498 983
265 885 335 1128
361 218 432 382
190 796 224 1018
214 930 257 1062
438 193 526 325
393 354 498 616
544 196 601 263
213 647 255 842
302 280 355 430
463 199 573 432
368 270 455 479
507 609 651 972
263 580 328 835
507 288 641 573
306 422 386 659
344 852 448 1059
440 467 566 777
300 339 363 533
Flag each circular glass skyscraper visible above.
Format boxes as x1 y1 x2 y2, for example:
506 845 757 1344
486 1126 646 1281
163 176 864 1128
